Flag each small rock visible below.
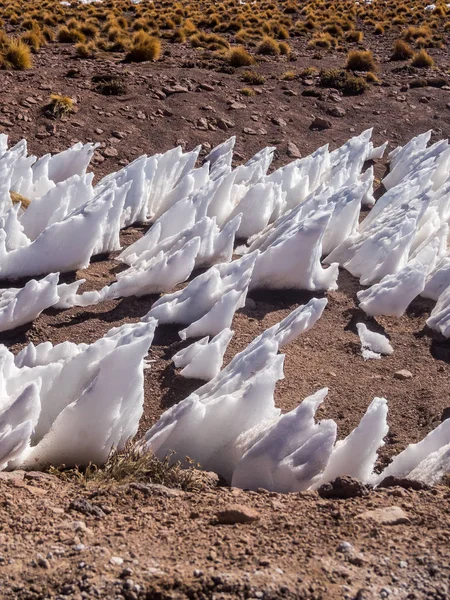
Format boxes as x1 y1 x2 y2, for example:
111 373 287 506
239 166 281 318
69 498 105 518
357 506 410 526
215 504 260 525
286 141 301 159
36 554 50 569
283 89 297 96
112 130 126 139
217 118 235 131
0 471 25 482
271 116 287 127
162 85 189 95
230 102 246 110
318 476 369 499
328 106 346 118
377 475 429 490
243 127 257 135
198 83 214 92
336 541 354 554
110 556 124 566
0 119 13 128
129 482 184 497
102 147 118 159
310 116 332 130
24 471 57 483
394 369 412 380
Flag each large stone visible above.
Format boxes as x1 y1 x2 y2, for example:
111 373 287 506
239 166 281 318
287 141 301 159
215 504 260 525
357 506 410 526
394 369 413 380
318 476 369 499
310 116 332 130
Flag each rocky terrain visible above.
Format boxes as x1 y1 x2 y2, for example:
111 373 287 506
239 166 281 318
1 14 450 600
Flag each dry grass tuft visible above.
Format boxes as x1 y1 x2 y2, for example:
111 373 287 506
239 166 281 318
228 46 254 67
125 32 161 62
391 39 414 60
346 49 376 71
2 38 32 70
411 48 434 68
47 94 75 118
48 443 215 492
10 190 31 208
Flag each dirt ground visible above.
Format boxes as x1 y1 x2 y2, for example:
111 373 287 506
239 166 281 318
1 33 450 600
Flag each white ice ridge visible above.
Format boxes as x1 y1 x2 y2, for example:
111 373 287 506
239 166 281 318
144 252 258 339
172 329 234 381
0 320 157 470
0 273 84 332
356 323 394 360
140 298 328 482
141 298 450 490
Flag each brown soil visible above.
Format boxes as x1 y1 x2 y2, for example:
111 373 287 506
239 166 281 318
1 34 450 600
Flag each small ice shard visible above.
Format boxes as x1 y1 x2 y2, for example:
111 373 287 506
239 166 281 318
249 210 339 292
176 329 234 381
2 319 159 471
356 323 393 360
172 336 209 369
315 397 388 486
375 418 450 485
145 252 258 335
357 262 428 317
426 284 450 337
0 273 84 332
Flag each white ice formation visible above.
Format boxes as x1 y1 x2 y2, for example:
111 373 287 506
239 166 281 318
141 299 449 491
1 129 450 491
172 328 234 381
0 274 83 332
0 320 157 470
356 323 394 360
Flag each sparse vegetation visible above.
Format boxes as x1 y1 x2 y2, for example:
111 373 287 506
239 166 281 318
2 38 32 70
125 32 161 62
346 49 376 72
48 444 215 492
228 46 253 67
320 68 369 95
411 48 434 68
47 93 75 118
241 70 266 84
391 39 414 60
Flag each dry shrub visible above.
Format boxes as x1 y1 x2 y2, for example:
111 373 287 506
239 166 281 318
411 49 434 67
320 68 368 95
346 49 376 71
75 41 97 58
48 443 216 492
256 36 280 55
125 32 161 62
241 70 265 84
345 29 363 43
57 25 85 43
2 38 32 70
47 94 75 118
391 39 414 60
228 45 253 67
